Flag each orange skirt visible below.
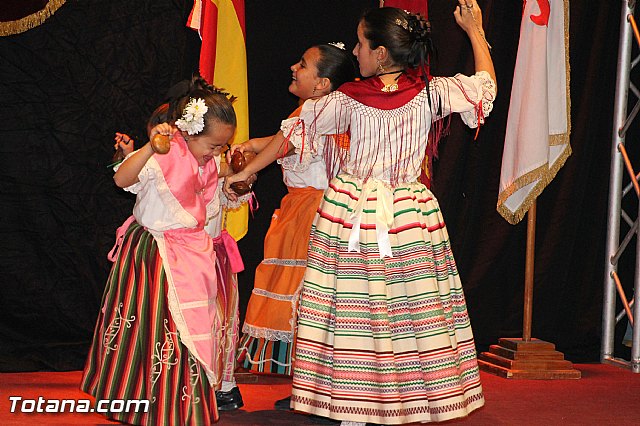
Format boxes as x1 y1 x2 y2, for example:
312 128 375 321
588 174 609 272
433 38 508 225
238 186 323 374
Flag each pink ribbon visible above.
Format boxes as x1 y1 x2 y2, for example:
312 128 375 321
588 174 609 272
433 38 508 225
248 192 259 217
107 215 136 262
219 230 244 273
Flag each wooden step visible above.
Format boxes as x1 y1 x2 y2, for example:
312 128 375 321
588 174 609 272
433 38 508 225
488 344 566 360
478 338 581 379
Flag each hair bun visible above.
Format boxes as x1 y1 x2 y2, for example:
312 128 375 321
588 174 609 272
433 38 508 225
406 13 430 43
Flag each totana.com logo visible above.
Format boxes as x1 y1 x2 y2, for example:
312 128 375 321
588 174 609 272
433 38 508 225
8 396 149 413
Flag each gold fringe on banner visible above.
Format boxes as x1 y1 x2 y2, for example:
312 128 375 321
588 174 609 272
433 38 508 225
1 0 66 37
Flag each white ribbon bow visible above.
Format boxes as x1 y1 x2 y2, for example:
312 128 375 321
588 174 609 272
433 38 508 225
348 179 394 258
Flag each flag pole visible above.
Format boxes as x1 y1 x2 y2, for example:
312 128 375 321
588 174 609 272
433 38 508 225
523 201 536 341
478 200 580 378
481 0 579 379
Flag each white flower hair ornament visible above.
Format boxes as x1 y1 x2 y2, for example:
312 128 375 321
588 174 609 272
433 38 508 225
176 98 208 135
328 42 345 50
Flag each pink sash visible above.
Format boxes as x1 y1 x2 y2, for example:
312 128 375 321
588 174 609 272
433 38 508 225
163 226 219 383
107 215 136 262
155 133 221 383
218 230 244 274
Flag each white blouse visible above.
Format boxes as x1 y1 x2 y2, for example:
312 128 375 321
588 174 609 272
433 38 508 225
299 71 496 186
277 116 332 190
116 155 217 232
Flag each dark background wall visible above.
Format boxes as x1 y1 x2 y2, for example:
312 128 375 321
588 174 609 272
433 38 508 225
0 0 635 372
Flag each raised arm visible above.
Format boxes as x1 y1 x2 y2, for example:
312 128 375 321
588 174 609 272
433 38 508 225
454 0 496 91
113 123 172 188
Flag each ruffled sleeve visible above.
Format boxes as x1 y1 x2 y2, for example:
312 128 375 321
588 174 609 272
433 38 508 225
113 150 153 194
430 70 496 128
278 116 319 172
211 155 253 209
218 189 253 209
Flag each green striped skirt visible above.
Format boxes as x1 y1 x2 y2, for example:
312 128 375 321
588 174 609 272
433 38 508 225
81 222 217 425
238 333 294 375
291 175 484 424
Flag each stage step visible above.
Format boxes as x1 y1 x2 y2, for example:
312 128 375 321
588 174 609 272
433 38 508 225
478 338 582 379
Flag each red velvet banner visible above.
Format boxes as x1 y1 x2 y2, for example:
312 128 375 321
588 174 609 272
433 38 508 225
382 0 428 16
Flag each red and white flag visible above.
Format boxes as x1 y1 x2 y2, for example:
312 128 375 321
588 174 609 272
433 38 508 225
497 0 571 224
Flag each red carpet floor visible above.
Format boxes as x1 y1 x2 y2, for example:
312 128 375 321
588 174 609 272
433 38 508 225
1 363 638 425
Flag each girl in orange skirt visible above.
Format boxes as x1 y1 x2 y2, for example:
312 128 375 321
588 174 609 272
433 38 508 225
230 43 355 380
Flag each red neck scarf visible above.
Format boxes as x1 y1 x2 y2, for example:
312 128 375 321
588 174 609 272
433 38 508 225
338 67 429 110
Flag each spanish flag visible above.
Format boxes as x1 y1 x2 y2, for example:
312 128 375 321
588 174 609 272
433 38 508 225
189 0 250 240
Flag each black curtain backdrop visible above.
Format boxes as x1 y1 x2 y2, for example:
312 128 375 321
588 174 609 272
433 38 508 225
0 0 634 372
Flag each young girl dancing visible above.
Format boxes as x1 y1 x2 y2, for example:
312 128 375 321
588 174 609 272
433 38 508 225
81 75 237 425
233 43 356 380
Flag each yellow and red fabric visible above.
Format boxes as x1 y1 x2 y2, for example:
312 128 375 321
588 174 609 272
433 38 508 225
189 0 250 240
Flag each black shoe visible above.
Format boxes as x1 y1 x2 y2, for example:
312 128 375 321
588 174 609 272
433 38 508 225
216 386 244 411
274 395 292 411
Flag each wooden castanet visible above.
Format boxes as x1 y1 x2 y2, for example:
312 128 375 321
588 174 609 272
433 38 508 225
229 150 255 195
151 134 171 154
230 181 252 195
230 150 246 173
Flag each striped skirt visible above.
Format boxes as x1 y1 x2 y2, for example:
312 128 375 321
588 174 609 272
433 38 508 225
291 175 484 425
238 187 323 375
81 222 217 425
212 231 241 384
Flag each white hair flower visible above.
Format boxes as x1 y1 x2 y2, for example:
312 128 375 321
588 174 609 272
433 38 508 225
176 98 208 135
328 42 345 50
